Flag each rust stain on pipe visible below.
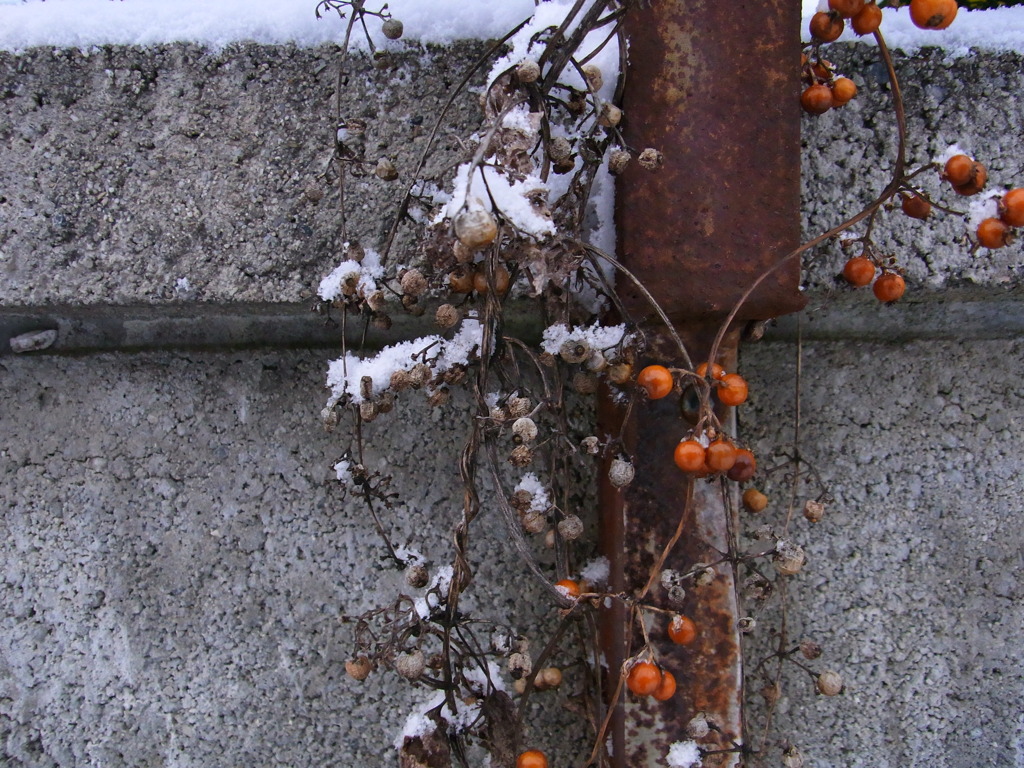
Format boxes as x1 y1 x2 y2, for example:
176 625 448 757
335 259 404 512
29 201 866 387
601 1 803 765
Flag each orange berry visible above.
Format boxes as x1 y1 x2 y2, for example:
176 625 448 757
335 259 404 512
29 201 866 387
951 161 987 196
977 218 1010 249
555 579 581 599
717 373 749 407
873 272 905 303
843 257 875 287
851 2 882 35
999 188 1024 227
695 362 726 381
674 440 707 473
829 0 865 18
943 154 974 186
653 669 677 701
626 661 662 696
830 77 857 106
727 448 757 482
637 365 674 400
668 614 697 645
801 84 833 115
900 193 931 220
809 11 844 42
705 440 737 473
910 0 957 30
517 750 549 768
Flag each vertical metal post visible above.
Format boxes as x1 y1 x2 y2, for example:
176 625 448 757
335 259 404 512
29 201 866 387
600 2 805 766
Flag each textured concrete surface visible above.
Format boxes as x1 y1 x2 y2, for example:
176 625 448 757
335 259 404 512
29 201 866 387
0 43 483 306
741 337 1024 768
0 350 594 767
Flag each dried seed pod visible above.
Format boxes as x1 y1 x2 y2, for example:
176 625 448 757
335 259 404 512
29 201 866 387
637 147 664 171
774 540 806 576
573 371 598 395
371 312 393 331
427 388 450 408
586 350 608 372
693 564 715 587
374 157 399 181
396 650 426 680
366 290 387 312
608 458 635 488
321 405 340 432
381 17 403 39
516 58 541 84
743 488 769 513
686 713 710 739
666 584 687 606
816 670 844 696
534 667 563 691
345 656 372 681
346 241 366 262
372 50 392 70
510 489 532 512
582 64 603 91
400 268 428 297
557 514 584 541
544 529 556 549
521 510 546 533
444 365 467 386
473 263 511 295
508 652 532 680
559 339 591 364
538 352 556 367
597 103 622 128
454 209 498 250
410 363 432 389
751 524 775 541
552 157 575 175
581 436 600 455
782 746 805 768
361 376 375 400
490 405 508 424
548 136 572 162
761 682 782 706
507 396 531 418
401 294 425 316
512 417 538 443
377 391 395 414
435 303 461 329
359 400 379 422
608 149 631 175
509 445 534 468
803 499 826 523
390 369 412 392
737 616 757 634
405 564 429 588
512 678 527 695
607 363 632 385
452 239 474 263
800 639 823 660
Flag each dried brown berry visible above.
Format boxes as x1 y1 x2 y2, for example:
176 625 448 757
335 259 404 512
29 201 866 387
435 303 461 329
381 18 404 39
345 656 372 681
637 147 663 171
400 268 428 297
454 209 498 250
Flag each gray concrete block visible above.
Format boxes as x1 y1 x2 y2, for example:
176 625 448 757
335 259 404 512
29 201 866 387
0 43 484 306
740 336 1024 767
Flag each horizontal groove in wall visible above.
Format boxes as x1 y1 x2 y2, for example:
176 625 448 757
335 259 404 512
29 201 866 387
1 294 1021 356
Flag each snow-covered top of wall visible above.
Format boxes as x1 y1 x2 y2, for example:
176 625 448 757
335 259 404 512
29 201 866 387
1 0 1022 54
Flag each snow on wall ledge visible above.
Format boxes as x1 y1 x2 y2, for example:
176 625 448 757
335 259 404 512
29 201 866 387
1 0 1024 53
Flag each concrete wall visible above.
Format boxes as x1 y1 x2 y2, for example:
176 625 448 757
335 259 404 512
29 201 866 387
1 39 1023 768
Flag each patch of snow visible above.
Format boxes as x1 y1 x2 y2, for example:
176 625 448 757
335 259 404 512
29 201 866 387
0 0 537 51
325 318 484 405
333 458 352 484
514 473 550 513
318 248 384 302
666 740 701 768
540 322 628 356
579 555 609 586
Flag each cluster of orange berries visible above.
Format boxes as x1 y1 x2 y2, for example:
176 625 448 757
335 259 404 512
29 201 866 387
842 258 906 303
978 188 1024 250
800 55 858 116
635 363 757 481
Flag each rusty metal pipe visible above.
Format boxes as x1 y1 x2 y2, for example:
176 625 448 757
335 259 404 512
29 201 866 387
600 2 804 766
